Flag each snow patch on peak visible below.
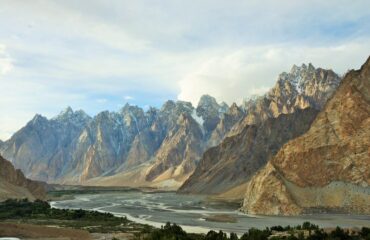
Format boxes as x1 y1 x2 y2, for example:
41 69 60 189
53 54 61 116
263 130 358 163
191 109 204 126
55 106 74 118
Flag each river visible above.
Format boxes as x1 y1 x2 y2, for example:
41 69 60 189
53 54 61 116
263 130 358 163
50 191 370 235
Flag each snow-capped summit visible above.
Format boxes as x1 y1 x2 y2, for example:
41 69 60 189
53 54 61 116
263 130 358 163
229 63 341 137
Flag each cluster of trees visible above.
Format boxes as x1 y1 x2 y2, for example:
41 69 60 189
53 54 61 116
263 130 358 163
271 222 319 232
0 198 128 223
141 222 370 240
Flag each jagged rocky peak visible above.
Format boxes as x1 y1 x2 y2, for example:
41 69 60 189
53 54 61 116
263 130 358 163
161 100 177 113
175 100 194 114
93 110 108 120
219 102 229 114
30 114 48 125
205 102 246 147
271 63 341 107
160 100 194 117
196 94 220 115
121 103 144 115
120 103 147 129
226 63 341 142
145 106 159 125
53 106 91 126
196 94 223 135
120 103 146 119
228 102 244 116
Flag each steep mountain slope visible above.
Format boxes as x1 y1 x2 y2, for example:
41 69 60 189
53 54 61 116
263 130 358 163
60 105 151 183
242 57 370 215
145 113 204 182
196 95 225 138
179 108 318 194
0 155 46 201
0 108 91 182
0 99 217 186
85 102 206 189
179 64 341 194
207 103 245 147
229 63 341 136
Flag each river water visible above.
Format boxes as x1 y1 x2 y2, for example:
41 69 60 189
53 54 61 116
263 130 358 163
50 191 370 234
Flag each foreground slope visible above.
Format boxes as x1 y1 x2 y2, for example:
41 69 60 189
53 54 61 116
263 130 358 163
242 57 370 215
0 155 46 201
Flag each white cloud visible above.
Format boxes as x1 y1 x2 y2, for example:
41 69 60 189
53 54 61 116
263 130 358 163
177 41 370 105
124 96 134 100
0 0 370 140
0 44 13 76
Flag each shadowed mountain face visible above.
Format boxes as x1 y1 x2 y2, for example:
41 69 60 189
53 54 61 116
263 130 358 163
242 57 370 216
179 64 341 194
179 108 319 194
0 63 341 188
0 155 46 201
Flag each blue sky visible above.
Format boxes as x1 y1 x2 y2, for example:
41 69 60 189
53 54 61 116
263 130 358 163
0 0 370 140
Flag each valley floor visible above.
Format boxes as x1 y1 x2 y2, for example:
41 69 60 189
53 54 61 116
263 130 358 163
0 192 369 240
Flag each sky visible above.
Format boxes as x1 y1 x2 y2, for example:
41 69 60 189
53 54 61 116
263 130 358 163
0 0 370 140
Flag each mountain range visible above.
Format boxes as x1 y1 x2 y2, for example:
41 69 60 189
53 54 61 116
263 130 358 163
0 63 342 192
1 56 369 215
180 63 341 194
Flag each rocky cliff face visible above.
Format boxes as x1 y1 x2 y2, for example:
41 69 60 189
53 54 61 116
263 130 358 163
0 107 91 182
145 112 204 182
0 99 212 186
229 64 341 137
196 95 225 138
0 155 46 201
207 103 245 147
179 108 318 194
241 57 370 215
180 64 341 194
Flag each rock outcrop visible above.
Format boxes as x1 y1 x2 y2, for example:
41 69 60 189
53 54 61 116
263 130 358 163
179 108 318 194
180 64 340 195
0 155 46 201
229 63 341 136
241 57 370 215
0 100 211 187
0 107 91 182
207 103 245 147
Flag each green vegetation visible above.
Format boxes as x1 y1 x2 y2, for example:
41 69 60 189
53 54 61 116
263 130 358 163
138 222 370 240
47 187 137 199
0 198 149 233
